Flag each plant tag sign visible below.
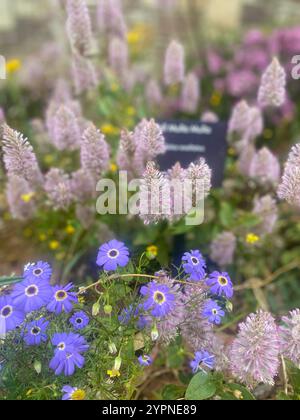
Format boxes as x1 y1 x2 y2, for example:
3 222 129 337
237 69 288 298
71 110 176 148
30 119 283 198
157 121 228 187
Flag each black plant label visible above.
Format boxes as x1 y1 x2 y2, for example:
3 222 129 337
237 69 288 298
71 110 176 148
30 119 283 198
158 121 228 187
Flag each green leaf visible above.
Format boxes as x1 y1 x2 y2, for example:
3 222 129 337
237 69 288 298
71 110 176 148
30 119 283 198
0 276 23 287
162 384 185 400
286 360 300 394
167 345 185 369
185 372 216 400
219 202 234 227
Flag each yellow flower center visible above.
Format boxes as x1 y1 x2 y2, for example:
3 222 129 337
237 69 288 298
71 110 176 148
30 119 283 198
55 290 67 302
218 276 228 286
153 291 166 305
71 389 86 400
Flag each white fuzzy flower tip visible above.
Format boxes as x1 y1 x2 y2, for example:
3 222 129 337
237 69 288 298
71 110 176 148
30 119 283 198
258 57 286 108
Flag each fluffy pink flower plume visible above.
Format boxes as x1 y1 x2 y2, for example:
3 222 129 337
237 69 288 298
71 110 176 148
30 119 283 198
116 130 136 178
230 311 280 388
71 54 99 95
228 100 263 143
164 40 185 86
181 283 214 351
249 147 281 185
52 104 81 151
257 57 286 108
6 175 36 221
139 119 166 161
133 119 166 175
66 0 93 56
71 169 95 202
146 79 163 108
1 123 43 188
139 162 171 225
97 0 127 39
44 168 74 211
108 37 129 78
80 123 110 181
253 195 278 235
181 73 200 114
228 100 252 138
201 111 219 123
210 231 236 267
277 143 300 208
279 309 300 367
186 158 212 204
237 144 256 177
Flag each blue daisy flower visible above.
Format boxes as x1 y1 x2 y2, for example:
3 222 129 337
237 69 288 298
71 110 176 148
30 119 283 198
50 332 89 377
182 250 206 281
69 311 89 330
140 282 175 318
190 350 215 373
61 385 85 400
138 355 153 367
0 296 25 335
206 271 233 299
23 318 49 346
23 261 52 283
202 300 225 325
96 239 129 271
11 277 52 313
47 283 78 314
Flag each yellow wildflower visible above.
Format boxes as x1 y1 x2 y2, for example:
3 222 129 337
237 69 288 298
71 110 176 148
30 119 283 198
107 369 121 378
146 245 158 259
101 124 119 136
39 233 47 242
26 389 33 397
127 30 141 45
21 192 35 203
71 389 86 400
49 240 60 250
6 59 21 74
110 163 118 173
246 233 260 244
65 225 75 235
210 91 222 107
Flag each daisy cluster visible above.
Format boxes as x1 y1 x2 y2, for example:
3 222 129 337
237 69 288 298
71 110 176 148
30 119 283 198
2 238 300 397
0 261 89 379
97 241 235 377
